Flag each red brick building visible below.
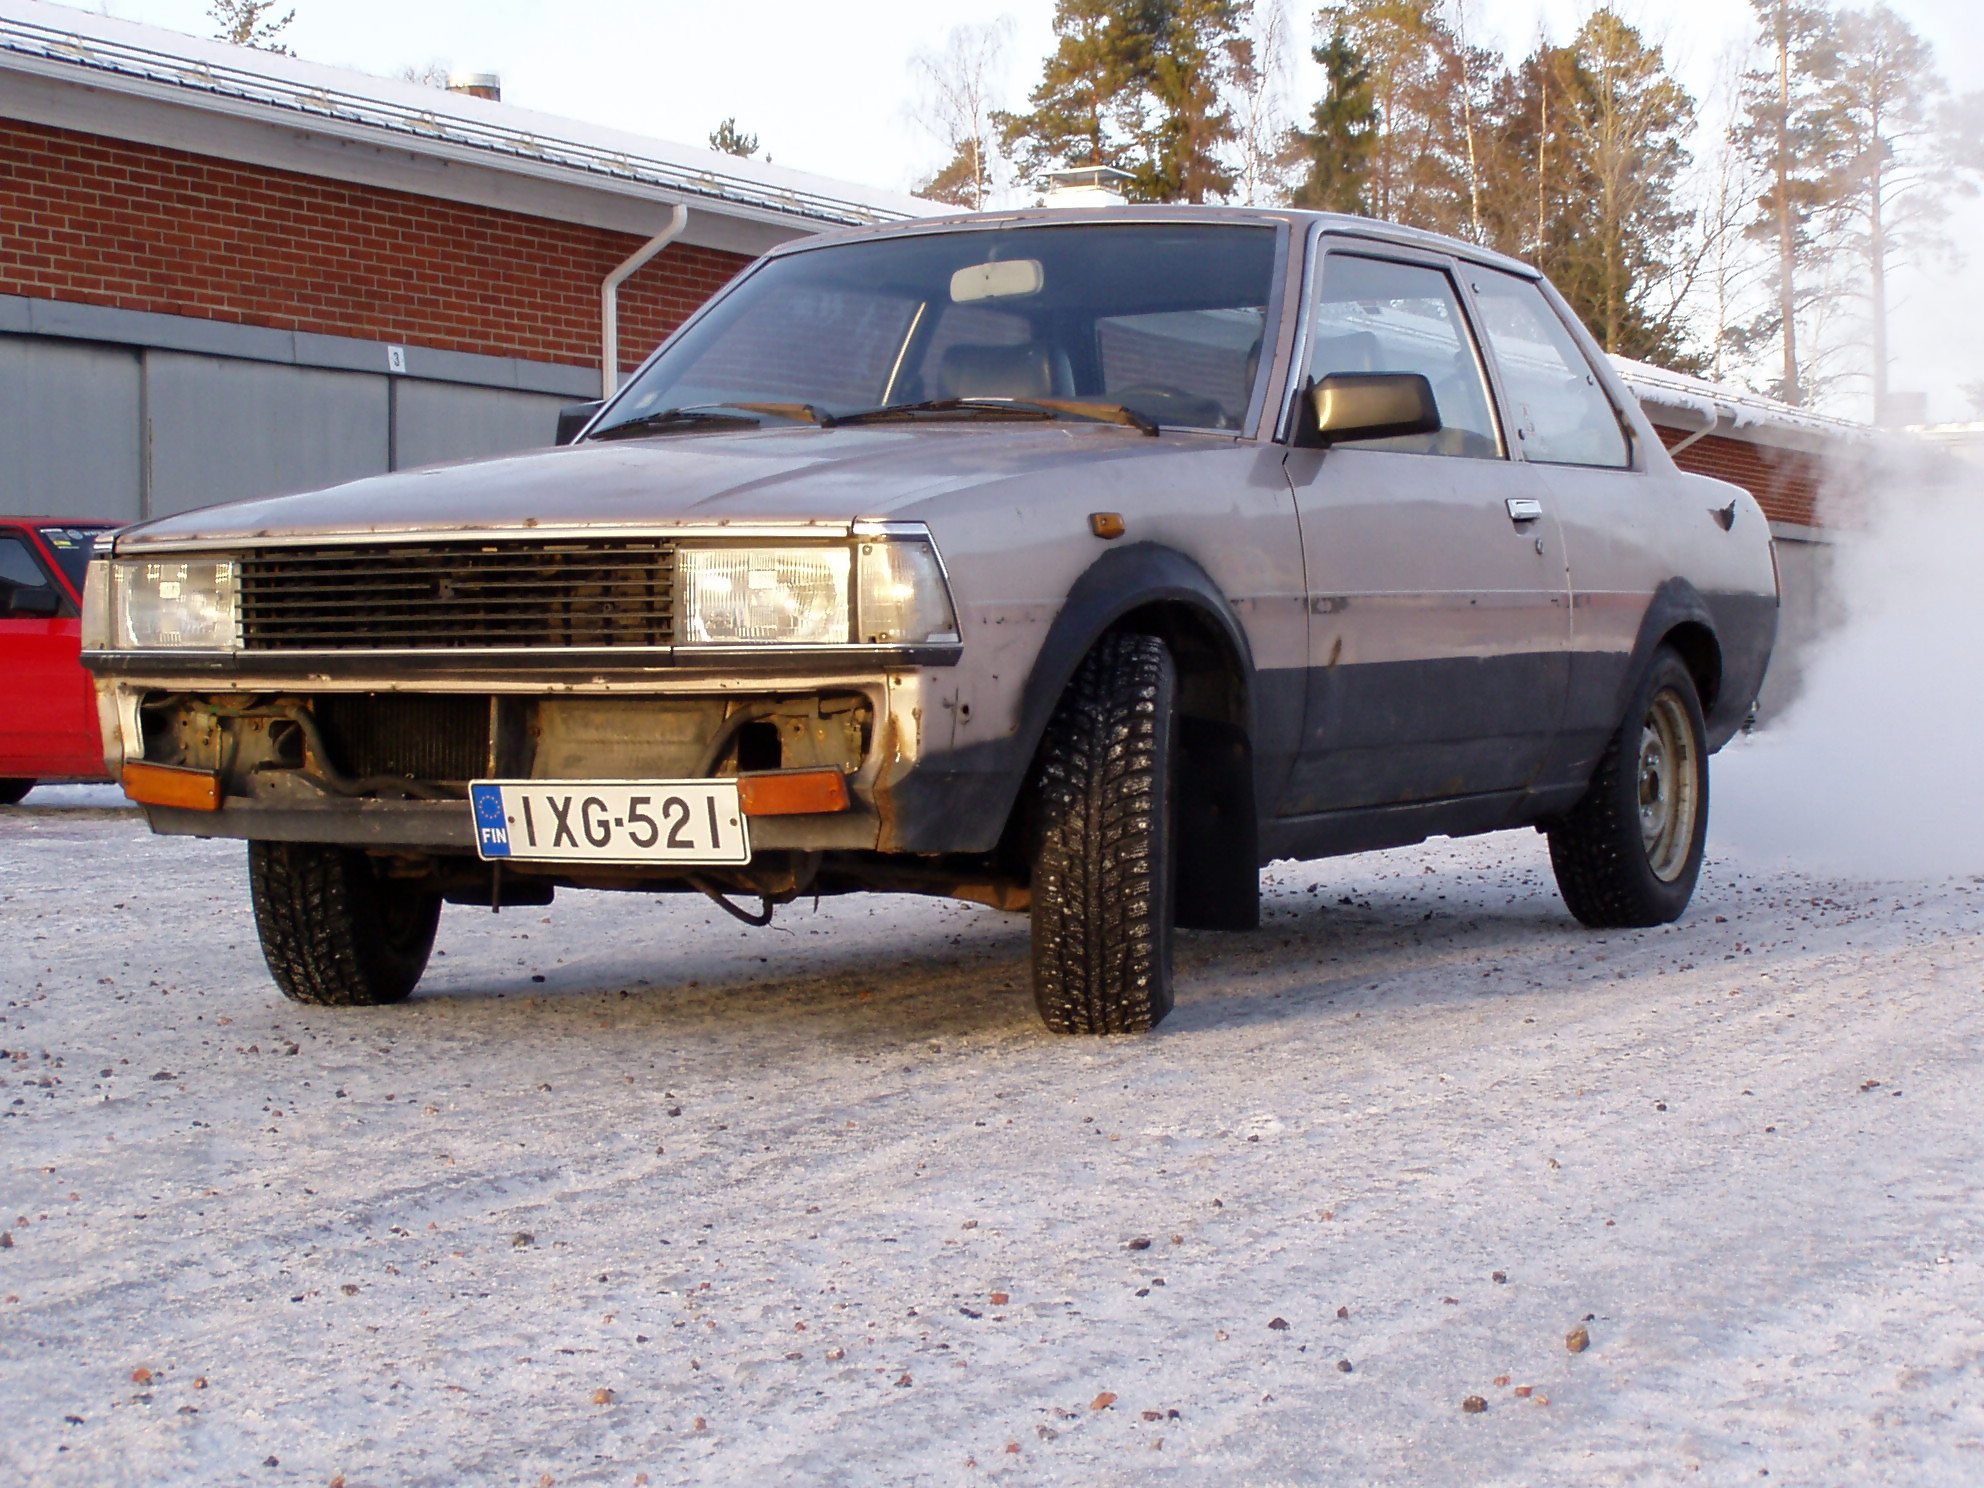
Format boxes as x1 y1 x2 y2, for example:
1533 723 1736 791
0 0 932 522
1613 358 1870 712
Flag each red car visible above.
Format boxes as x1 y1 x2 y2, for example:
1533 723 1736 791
0 519 117 803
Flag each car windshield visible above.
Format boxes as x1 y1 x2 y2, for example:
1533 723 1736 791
35 526 107 592
590 222 1281 437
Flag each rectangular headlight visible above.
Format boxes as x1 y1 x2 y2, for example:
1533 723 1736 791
677 546 852 644
112 558 241 650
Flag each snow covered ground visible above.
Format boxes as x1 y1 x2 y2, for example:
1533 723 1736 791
4 782 1982 1486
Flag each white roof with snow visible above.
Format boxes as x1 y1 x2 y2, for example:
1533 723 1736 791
1612 355 1868 453
0 0 944 252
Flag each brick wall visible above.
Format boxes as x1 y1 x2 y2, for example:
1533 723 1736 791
1654 425 1828 528
0 118 752 371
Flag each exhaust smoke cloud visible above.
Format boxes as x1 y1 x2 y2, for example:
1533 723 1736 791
1710 452 1984 877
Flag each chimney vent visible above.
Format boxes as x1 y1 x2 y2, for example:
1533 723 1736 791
446 71 501 102
1043 165 1133 208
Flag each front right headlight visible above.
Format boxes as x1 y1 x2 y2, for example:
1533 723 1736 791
110 558 241 650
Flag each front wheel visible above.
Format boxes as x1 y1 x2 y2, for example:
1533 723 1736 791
0 779 33 806
1548 647 1709 928
249 841 441 1006
1028 631 1179 1035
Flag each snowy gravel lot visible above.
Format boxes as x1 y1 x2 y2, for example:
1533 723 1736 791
4 781 1983 1487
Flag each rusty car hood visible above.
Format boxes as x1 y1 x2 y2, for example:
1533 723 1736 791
115 424 1219 549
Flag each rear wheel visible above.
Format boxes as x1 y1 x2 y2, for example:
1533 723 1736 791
0 779 33 806
1029 632 1178 1035
249 841 441 1006
1548 647 1709 928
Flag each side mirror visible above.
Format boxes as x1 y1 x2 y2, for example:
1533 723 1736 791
1293 372 1441 448
5 586 61 618
556 400 605 446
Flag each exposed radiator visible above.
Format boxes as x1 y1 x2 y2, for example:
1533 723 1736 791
313 694 490 782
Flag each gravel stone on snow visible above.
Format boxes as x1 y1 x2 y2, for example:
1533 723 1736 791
3 784 1984 1483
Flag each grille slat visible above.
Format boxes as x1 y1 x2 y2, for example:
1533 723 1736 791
239 540 676 651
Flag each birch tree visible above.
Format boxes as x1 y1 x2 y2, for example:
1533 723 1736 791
911 21 1013 209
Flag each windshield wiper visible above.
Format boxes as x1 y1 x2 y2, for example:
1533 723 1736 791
834 397 1160 437
587 402 831 441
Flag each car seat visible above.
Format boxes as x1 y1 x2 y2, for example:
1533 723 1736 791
935 344 1060 401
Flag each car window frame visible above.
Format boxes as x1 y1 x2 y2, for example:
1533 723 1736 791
1277 228 1509 460
1454 265 1642 473
0 525 74 618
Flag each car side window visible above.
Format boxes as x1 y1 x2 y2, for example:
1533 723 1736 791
1305 254 1502 458
0 535 54 596
1467 270 1632 469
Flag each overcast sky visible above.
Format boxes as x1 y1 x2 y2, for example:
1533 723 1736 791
82 0 1984 420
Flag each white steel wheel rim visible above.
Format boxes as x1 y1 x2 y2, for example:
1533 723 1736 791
1637 690 1698 883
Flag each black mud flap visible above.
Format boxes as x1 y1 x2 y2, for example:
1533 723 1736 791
1175 716 1259 932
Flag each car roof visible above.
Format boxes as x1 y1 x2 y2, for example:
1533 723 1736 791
766 203 1544 281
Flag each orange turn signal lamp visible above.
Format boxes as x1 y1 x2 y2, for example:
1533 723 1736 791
120 761 222 812
737 768 851 817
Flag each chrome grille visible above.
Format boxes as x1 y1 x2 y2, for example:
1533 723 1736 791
238 539 676 651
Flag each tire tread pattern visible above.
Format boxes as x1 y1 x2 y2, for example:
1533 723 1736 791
1030 632 1176 1035
249 841 438 1006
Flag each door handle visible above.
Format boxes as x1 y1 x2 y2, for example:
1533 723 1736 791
1506 497 1544 523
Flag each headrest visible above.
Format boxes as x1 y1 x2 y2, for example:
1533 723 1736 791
935 343 1055 401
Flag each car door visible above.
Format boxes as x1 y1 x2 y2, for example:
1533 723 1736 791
1461 268 1653 789
1278 242 1569 819
29 525 112 775
0 526 86 776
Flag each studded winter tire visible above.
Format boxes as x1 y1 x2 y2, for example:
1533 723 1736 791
1548 646 1709 929
249 841 441 1006
1029 631 1179 1035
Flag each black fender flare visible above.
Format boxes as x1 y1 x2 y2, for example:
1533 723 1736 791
1012 540 1259 756
877 542 1260 862
1612 577 1734 748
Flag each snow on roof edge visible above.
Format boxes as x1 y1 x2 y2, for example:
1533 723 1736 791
0 0 946 231
1611 355 1869 442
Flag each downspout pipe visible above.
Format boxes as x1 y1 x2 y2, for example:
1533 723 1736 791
602 202 689 399
1664 403 1729 457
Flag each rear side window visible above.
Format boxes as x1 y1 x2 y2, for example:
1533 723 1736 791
1306 254 1502 459
1468 270 1631 468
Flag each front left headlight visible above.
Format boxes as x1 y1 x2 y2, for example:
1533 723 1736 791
110 558 241 650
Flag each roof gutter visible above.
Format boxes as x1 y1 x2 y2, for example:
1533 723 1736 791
602 203 688 398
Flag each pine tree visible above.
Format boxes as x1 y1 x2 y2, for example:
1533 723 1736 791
996 0 1137 185
208 0 295 54
1735 0 1843 405
1285 29 1377 212
708 119 760 158
1307 0 1472 234
916 140 991 208
1120 0 1256 203
1542 12 1698 365
1814 4 1948 422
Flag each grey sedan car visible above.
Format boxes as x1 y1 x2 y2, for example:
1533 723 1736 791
83 207 1776 1033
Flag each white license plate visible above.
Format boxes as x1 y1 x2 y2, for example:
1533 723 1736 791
469 780 750 866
